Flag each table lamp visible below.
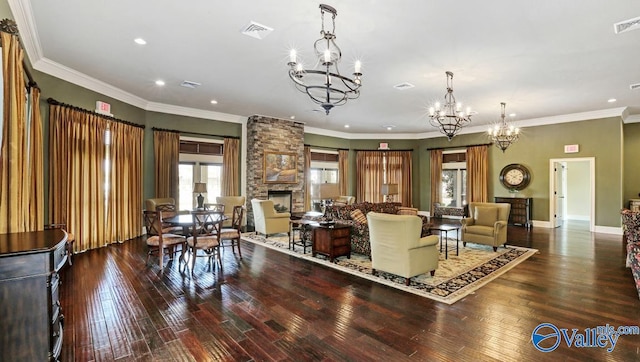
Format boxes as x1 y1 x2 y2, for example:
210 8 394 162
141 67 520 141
381 183 399 203
193 182 207 209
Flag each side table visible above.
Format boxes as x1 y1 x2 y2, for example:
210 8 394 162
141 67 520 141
429 225 460 259
289 219 316 253
312 223 351 262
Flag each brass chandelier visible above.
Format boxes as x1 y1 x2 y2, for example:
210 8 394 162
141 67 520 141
488 102 520 152
287 4 362 115
428 71 472 141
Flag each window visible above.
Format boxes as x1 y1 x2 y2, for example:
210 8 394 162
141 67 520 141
177 137 224 210
442 152 466 207
178 163 194 210
309 150 339 200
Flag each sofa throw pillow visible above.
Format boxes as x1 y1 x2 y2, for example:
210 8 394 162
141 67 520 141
475 206 498 227
351 209 368 224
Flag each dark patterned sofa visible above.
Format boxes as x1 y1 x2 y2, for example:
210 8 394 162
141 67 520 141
304 202 432 257
621 209 640 299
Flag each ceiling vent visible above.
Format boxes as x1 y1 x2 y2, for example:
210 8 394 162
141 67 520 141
180 81 201 89
241 21 274 39
393 82 415 90
631 83 640 90
614 16 640 34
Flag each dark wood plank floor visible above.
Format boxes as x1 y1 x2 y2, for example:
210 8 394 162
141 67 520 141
60 220 640 361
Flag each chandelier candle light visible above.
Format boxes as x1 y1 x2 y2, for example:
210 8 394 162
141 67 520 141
428 71 472 141
287 4 362 115
488 102 520 152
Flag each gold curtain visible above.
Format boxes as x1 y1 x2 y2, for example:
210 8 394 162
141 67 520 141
430 149 443 214
153 130 180 198
49 105 108 252
0 31 28 233
356 151 385 203
304 145 311 211
28 87 44 231
387 151 413 206
338 149 348 196
222 137 239 196
467 145 489 202
106 121 144 242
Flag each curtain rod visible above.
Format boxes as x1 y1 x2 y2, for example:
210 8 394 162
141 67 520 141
152 127 240 139
304 144 349 151
426 142 492 151
1 19 39 90
353 149 414 152
47 98 145 129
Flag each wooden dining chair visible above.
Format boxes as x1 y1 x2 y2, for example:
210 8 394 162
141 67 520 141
143 210 187 271
186 209 222 274
220 205 245 259
204 203 225 213
155 204 185 235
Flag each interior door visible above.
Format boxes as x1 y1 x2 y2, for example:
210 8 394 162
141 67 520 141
553 162 566 227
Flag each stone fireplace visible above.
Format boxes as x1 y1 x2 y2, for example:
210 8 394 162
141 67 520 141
246 115 305 229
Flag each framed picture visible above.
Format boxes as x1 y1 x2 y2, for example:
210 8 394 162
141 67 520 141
263 152 297 183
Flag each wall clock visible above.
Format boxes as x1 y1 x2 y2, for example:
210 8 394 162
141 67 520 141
499 163 531 191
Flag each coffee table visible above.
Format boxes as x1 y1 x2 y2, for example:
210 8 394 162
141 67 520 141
429 225 460 259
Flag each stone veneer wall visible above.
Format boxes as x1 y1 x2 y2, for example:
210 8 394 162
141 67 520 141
246 115 305 228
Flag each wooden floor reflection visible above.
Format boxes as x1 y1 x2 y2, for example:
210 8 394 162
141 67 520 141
60 219 640 361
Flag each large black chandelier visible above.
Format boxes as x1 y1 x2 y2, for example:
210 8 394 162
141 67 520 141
287 4 362 115
428 71 472 140
488 102 520 152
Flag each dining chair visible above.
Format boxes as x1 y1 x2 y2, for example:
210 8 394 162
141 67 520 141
186 209 222 274
155 204 185 235
143 210 186 271
220 205 245 259
204 203 225 213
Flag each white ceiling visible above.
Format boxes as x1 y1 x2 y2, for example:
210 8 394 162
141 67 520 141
10 0 640 137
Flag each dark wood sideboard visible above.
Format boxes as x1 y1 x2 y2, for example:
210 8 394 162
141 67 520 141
494 197 533 228
0 229 68 362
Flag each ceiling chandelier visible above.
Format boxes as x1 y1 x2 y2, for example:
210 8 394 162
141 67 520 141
428 71 472 141
287 4 362 115
488 102 520 152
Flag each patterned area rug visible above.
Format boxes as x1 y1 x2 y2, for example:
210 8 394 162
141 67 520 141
241 232 538 304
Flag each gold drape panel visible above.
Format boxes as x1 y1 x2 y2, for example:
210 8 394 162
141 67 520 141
28 87 44 231
467 145 489 202
387 151 413 206
49 105 108 252
153 130 179 198
430 149 443 213
338 149 348 196
222 137 239 196
304 146 311 211
0 31 28 233
356 151 385 203
106 122 144 242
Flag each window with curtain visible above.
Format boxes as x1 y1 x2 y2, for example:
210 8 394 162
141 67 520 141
177 137 224 209
356 150 412 205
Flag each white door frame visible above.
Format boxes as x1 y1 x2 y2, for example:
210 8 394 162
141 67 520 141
548 157 595 231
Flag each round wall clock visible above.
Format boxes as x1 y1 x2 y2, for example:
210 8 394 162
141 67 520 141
499 163 531 191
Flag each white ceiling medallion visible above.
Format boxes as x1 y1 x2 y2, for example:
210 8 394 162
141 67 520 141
241 21 274 39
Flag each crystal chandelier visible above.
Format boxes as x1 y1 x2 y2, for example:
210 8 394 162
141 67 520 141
428 71 472 141
287 4 362 115
488 102 520 152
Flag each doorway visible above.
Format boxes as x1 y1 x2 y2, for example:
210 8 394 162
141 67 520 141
549 158 595 231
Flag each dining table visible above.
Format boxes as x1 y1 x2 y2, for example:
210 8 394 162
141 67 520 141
163 212 227 236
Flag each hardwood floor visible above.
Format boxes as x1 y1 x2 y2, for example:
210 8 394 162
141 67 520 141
60 220 640 361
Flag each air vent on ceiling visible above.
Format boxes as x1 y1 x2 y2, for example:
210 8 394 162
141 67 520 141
393 82 415 90
614 16 640 34
241 21 274 39
180 81 201 89
631 83 640 90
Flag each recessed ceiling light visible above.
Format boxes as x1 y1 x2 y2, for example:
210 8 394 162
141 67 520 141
382 125 395 131
290 115 295 120
210 99 218 104
155 80 165 86
608 98 617 103
344 124 350 128
509 113 516 117
134 38 146 45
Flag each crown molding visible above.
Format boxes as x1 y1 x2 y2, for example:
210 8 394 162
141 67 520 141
7 0 42 60
146 102 246 124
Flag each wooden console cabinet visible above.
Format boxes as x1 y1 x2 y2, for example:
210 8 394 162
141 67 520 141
0 229 68 362
494 197 533 228
312 224 351 262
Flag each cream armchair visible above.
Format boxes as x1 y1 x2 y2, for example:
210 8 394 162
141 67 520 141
251 199 291 237
461 202 511 251
367 212 440 285
216 196 246 227
145 197 176 211
334 196 355 206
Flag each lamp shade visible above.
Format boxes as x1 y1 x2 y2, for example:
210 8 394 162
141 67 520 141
193 182 208 193
381 183 399 196
319 183 340 200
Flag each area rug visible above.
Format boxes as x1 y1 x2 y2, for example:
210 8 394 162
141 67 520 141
241 233 538 304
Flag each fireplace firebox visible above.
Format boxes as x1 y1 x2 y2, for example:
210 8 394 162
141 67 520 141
268 190 292 213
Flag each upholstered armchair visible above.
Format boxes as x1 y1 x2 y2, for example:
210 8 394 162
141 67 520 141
216 196 246 227
461 202 511 251
367 212 440 285
251 199 291 237
145 197 176 211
